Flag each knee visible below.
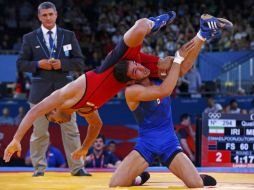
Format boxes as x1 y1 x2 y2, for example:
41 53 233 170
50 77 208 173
31 131 49 140
109 178 118 187
109 177 130 187
132 18 151 35
108 183 116 188
185 177 203 188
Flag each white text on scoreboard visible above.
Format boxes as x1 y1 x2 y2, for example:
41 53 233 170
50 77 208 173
208 119 236 127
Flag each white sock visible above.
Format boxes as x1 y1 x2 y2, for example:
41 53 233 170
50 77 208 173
134 176 142 185
149 20 155 29
197 30 206 41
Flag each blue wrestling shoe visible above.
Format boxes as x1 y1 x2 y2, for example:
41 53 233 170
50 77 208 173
149 11 176 33
199 14 233 40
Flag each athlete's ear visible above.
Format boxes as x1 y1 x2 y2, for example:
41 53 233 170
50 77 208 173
126 80 136 86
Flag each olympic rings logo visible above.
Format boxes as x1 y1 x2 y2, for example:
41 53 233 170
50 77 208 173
250 114 254 120
208 112 221 119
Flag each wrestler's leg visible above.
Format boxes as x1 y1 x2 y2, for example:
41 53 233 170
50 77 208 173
109 150 149 187
157 35 204 77
169 152 217 187
169 152 203 188
124 11 176 47
179 35 204 76
123 18 154 47
179 14 233 76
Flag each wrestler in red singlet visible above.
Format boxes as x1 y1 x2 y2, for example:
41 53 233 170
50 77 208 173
72 39 159 113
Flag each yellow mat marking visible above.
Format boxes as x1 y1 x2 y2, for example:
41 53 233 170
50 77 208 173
0 172 253 190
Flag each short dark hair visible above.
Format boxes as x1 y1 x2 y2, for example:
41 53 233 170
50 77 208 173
113 60 132 83
206 95 214 99
180 113 190 122
107 140 116 145
38 2 56 13
97 134 106 144
230 99 237 105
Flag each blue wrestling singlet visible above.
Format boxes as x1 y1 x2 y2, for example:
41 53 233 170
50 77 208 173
133 79 182 166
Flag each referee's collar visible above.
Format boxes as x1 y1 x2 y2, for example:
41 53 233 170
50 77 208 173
41 24 57 36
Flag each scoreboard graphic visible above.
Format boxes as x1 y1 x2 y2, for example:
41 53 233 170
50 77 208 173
201 113 254 167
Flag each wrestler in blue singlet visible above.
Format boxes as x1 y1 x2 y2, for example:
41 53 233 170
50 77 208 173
133 79 183 166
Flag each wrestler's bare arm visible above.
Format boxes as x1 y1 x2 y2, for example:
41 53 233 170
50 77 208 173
71 111 103 160
3 76 87 162
179 36 204 76
13 76 87 142
126 41 194 105
157 56 174 77
13 90 69 142
157 36 204 77
126 62 180 103
3 89 70 162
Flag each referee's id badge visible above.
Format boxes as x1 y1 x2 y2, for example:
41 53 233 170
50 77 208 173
63 44 72 51
63 44 72 57
64 50 69 57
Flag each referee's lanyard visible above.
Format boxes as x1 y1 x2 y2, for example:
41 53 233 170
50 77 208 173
92 154 104 168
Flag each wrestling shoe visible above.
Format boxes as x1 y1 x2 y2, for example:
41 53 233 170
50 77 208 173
149 11 176 33
73 168 92 176
32 171 44 177
140 171 150 185
200 174 217 186
199 14 233 40
134 171 150 186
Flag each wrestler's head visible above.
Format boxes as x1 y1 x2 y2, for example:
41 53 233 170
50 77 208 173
45 109 71 124
113 60 150 83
